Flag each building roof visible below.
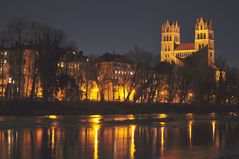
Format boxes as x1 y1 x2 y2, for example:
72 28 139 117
175 43 195 51
94 52 134 64
60 51 89 63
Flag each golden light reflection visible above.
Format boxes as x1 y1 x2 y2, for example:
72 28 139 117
188 121 193 147
114 114 135 121
48 115 58 119
93 124 100 159
158 114 168 119
212 120 216 143
36 128 43 149
130 125 136 159
160 126 165 154
89 115 103 124
7 130 14 158
160 122 166 126
89 115 102 159
48 127 56 154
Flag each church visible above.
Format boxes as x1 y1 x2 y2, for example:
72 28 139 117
160 17 215 67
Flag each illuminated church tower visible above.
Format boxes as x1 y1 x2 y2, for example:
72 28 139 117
195 17 215 66
160 17 215 66
161 20 180 63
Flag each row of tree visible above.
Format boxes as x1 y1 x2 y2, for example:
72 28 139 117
56 46 239 106
0 18 238 106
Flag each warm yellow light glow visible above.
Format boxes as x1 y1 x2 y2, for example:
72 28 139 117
212 120 216 143
36 128 43 148
160 127 165 154
55 90 65 101
188 121 193 147
93 124 99 159
89 115 102 124
158 114 168 119
130 125 136 159
81 81 99 101
7 129 13 156
51 128 55 145
48 127 56 153
114 114 135 121
36 85 43 98
48 115 58 119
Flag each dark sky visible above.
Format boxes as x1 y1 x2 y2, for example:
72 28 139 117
0 0 238 67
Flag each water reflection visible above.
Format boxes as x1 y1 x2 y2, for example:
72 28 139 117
188 121 193 147
130 125 136 159
1 114 239 158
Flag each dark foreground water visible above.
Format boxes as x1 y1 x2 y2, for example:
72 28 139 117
0 113 239 159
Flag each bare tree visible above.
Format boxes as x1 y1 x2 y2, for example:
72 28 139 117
1 18 30 98
125 46 153 103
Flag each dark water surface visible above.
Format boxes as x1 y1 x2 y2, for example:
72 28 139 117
0 113 239 159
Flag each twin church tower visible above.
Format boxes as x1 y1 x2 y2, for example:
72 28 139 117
160 17 215 66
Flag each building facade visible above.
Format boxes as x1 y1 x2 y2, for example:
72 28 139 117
56 51 89 101
0 47 41 99
93 53 135 102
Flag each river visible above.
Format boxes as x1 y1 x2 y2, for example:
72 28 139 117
0 113 239 159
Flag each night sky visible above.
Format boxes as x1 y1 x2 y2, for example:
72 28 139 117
0 0 238 67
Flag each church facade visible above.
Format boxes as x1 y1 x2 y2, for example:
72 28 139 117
160 17 215 66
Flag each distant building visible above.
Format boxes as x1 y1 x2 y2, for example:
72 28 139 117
161 17 215 66
56 51 89 101
93 52 135 101
0 49 10 98
0 46 41 99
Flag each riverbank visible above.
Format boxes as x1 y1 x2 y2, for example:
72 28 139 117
0 100 238 116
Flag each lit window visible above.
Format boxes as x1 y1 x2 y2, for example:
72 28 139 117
60 62 64 67
8 78 12 83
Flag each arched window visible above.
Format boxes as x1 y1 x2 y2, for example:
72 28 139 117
197 34 200 39
199 44 201 49
169 36 172 41
204 33 206 39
